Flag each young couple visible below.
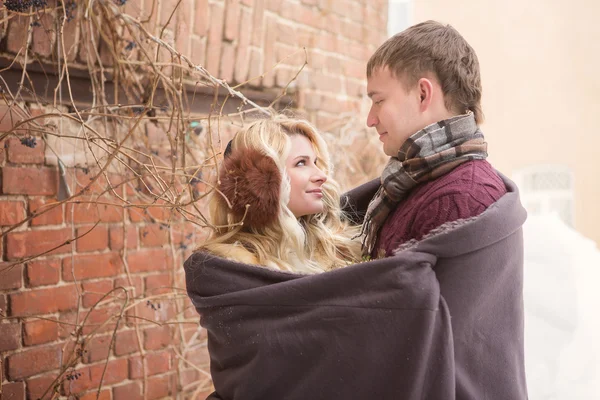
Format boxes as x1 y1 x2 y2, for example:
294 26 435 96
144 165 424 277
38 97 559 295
185 21 528 400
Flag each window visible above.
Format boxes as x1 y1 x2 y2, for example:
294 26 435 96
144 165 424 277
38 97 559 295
513 165 575 227
387 0 413 37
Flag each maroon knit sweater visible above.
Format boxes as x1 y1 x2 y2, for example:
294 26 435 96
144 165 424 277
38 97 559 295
375 159 507 257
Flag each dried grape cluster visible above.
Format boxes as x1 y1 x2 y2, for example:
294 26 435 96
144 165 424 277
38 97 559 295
4 0 48 13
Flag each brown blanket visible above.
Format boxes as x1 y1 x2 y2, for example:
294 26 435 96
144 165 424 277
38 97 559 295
184 174 528 400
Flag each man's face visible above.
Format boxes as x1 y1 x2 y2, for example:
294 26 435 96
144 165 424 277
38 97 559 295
367 67 424 157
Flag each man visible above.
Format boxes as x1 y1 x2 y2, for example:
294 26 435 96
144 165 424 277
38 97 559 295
359 21 529 399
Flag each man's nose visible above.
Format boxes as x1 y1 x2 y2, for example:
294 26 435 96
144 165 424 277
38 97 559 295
367 109 378 127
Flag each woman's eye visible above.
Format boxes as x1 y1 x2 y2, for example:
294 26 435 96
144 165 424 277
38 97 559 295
375 100 383 105
295 160 306 167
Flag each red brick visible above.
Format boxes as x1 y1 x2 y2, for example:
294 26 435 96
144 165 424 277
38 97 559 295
23 319 59 346
6 17 29 55
205 3 225 75
129 351 171 379
0 262 23 290
82 279 114 308
147 374 174 400
0 105 18 132
267 0 283 12
175 0 192 55
146 204 171 221
32 14 54 57
0 322 21 352
234 8 253 83
143 325 172 350
97 202 123 223
220 42 236 83
30 197 64 226
79 304 122 335
26 258 61 287
26 373 60 400
76 225 109 252
114 275 143 298
159 0 179 26
0 139 5 164
79 389 111 400
83 334 113 364
58 311 77 339
6 227 71 260
190 36 206 66
7 136 45 164
113 329 139 356
7 344 62 380
62 359 127 395
248 48 263 86
62 11 80 62
0 200 26 226
224 0 240 41
2 166 58 195
1 381 25 400
113 381 142 400
65 199 99 224
9 285 79 317
251 0 266 47
62 253 123 281
145 273 172 295
126 249 171 273
0 294 7 316
77 11 100 63
109 225 138 250
126 299 177 325
140 223 169 247
194 0 209 36
180 368 199 388
187 345 211 367
262 16 277 87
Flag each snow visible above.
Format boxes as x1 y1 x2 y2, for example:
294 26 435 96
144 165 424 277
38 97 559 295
523 214 600 399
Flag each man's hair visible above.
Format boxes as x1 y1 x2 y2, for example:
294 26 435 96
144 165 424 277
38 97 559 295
367 20 483 124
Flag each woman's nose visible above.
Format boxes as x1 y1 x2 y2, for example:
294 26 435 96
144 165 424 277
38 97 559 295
312 168 327 184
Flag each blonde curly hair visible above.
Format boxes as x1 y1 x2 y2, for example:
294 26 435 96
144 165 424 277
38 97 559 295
198 116 362 273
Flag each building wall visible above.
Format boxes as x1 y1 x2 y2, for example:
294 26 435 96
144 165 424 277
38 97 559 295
0 1 388 398
412 0 600 246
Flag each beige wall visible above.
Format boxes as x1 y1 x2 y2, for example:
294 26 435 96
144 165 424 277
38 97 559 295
411 0 600 246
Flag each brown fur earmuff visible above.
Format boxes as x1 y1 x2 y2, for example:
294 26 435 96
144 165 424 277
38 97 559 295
219 147 282 229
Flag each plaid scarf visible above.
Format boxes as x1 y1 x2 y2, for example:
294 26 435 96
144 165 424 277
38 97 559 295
360 112 488 256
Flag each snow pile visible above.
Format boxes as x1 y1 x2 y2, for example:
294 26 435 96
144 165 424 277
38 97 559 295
523 214 600 399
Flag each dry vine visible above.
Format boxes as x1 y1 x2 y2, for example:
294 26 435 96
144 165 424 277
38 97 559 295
0 1 385 399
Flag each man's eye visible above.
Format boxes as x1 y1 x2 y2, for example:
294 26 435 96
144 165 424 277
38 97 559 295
375 100 383 105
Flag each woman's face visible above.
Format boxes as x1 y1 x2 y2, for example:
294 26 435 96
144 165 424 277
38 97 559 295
285 135 328 218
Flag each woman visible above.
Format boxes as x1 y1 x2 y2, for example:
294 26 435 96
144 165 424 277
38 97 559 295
199 116 362 273
184 116 458 399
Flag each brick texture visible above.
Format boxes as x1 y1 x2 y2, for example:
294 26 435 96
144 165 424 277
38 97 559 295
7 344 63 380
0 200 26 226
23 319 59 346
0 0 388 397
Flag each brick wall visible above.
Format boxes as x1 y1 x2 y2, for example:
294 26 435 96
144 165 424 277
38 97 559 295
0 0 388 399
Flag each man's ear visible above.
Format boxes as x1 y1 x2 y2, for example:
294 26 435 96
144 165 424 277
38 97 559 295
417 78 434 111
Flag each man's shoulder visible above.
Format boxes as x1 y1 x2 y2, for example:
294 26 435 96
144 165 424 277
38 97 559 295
416 159 506 202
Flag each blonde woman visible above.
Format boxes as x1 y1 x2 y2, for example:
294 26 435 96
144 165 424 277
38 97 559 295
183 116 457 399
198 116 362 273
